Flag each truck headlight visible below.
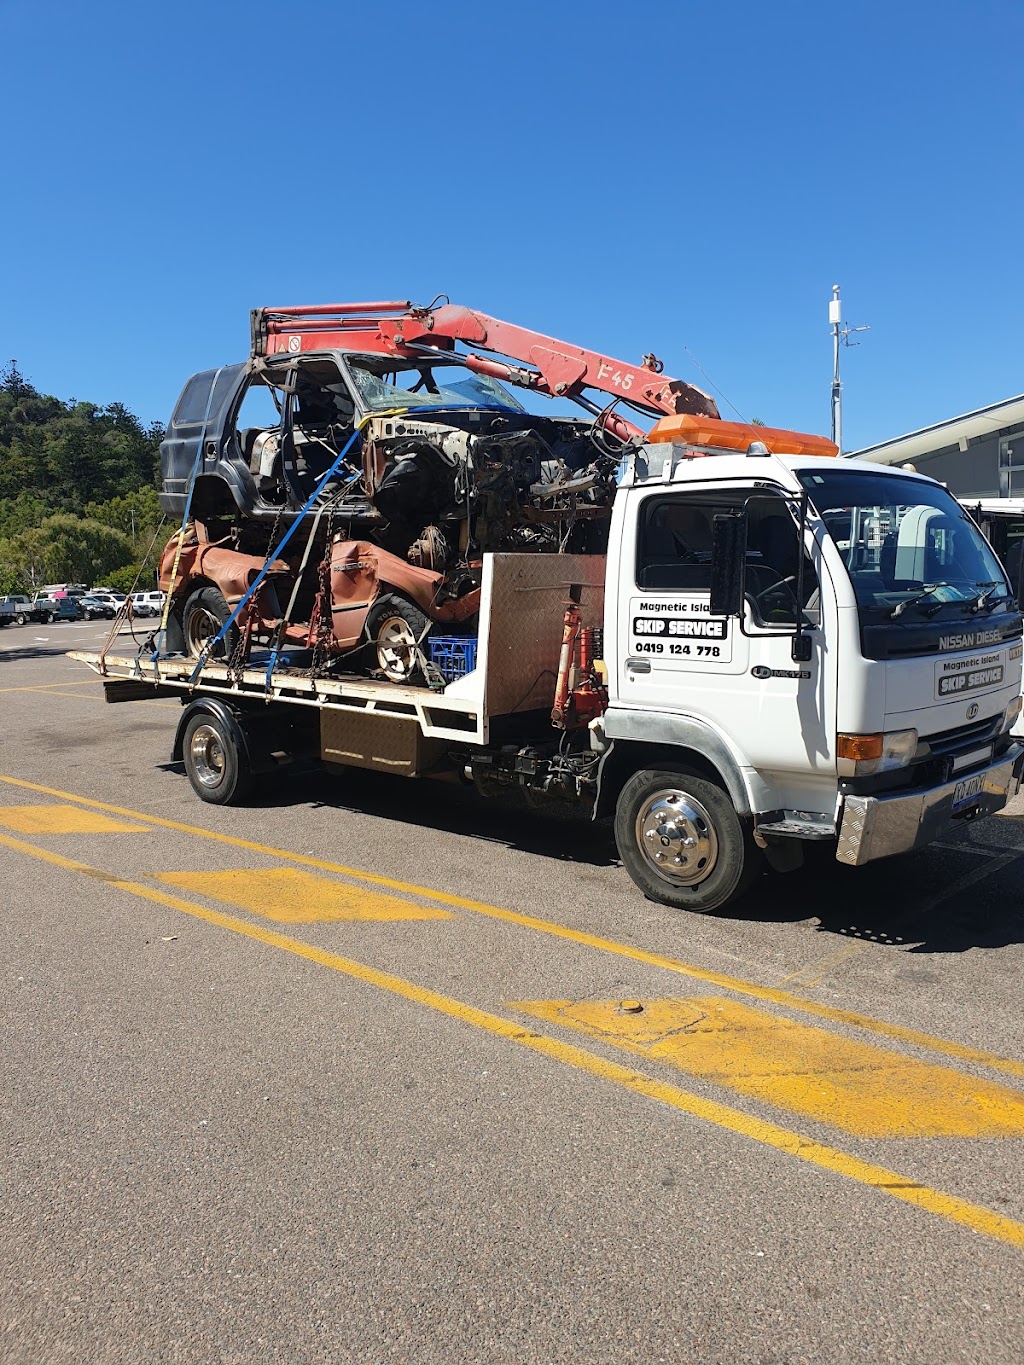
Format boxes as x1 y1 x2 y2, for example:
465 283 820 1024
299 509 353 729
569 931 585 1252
1001 695 1023 734
837 729 918 777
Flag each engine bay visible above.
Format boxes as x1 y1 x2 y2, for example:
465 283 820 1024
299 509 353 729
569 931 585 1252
234 353 620 567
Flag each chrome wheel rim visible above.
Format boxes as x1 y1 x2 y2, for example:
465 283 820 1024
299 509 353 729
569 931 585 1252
377 616 419 681
635 788 719 886
185 607 223 657
189 724 226 790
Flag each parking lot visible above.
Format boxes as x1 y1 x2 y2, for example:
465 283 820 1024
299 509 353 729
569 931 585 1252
3 618 1024 1363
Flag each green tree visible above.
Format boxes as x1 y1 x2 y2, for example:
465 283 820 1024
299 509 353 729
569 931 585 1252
39 513 135 583
0 364 162 514
84 486 163 546
0 524 51 591
0 515 134 591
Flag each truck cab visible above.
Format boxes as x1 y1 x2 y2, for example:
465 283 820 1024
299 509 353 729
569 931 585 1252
597 435 1023 908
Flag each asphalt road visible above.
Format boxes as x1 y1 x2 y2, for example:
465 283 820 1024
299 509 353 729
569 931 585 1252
2 618 1024 1364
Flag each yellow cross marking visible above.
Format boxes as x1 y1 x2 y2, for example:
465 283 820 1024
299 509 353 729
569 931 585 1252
0 804 150 834
4 769 1023 1081
1 828 1023 1249
155 867 453 925
512 996 1024 1139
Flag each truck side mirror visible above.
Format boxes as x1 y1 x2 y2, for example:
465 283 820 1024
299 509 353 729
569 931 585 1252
710 513 746 616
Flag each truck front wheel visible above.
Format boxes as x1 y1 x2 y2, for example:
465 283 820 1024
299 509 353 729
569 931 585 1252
614 767 760 913
182 711 253 805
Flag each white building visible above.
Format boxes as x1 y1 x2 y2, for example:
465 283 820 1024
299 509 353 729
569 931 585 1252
846 394 1024 499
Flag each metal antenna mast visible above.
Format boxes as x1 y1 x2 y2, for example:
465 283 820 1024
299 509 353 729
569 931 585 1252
829 285 870 454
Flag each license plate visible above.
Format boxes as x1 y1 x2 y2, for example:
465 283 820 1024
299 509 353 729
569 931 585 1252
951 744 993 774
952 773 985 812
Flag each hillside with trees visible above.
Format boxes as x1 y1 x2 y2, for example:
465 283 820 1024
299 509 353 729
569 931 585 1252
0 362 166 594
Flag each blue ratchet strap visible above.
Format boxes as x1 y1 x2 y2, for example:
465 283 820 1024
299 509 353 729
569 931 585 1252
189 420 370 686
149 367 225 669
262 467 363 693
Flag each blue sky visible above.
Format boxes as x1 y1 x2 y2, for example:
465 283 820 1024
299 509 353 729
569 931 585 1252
2 0 1021 452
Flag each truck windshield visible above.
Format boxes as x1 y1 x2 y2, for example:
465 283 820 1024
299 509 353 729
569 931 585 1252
800 469 1010 617
348 362 525 414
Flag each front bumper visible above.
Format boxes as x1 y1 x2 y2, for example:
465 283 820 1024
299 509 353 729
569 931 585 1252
836 744 1024 867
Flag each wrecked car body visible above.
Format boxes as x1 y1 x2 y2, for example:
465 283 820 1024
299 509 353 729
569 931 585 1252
157 301 717 681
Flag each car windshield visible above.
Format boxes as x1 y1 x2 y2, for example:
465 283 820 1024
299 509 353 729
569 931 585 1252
800 469 1010 616
347 362 525 414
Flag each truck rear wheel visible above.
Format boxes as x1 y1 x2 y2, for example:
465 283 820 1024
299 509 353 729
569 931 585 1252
614 767 760 913
182 711 253 805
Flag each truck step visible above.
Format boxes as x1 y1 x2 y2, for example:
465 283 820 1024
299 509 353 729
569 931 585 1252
756 814 836 841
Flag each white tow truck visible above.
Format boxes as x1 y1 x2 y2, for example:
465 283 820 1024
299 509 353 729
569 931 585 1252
73 416 1024 914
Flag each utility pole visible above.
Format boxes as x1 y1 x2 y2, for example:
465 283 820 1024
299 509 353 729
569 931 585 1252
830 285 842 453
828 284 870 454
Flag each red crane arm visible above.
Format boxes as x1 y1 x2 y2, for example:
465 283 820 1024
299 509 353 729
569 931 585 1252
252 301 719 438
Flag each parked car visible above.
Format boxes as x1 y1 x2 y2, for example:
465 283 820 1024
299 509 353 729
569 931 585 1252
90 588 128 607
0 594 52 625
39 583 87 600
0 597 16 627
78 595 117 621
35 595 82 622
131 590 165 617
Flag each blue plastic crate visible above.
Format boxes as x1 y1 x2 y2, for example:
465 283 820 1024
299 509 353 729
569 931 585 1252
428 635 478 682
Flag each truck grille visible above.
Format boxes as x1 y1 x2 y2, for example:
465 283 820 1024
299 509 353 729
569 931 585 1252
922 716 1001 757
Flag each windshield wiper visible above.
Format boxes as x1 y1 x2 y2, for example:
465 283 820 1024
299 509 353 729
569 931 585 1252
968 582 1005 614
888 584 954 619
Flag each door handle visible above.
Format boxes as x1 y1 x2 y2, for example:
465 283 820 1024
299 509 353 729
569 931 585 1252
626 659 652 674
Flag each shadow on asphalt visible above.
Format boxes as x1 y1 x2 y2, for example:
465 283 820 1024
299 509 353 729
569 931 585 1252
0 626 147 665
0 635 88 663
265 762 620 870
219 761 1024 952
723 825 1024 954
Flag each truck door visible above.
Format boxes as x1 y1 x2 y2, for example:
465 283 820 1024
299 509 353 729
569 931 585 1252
617 485 836 777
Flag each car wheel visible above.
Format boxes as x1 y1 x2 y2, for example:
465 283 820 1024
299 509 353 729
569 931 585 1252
614 766 762 914
16 613 26 626
364 593 430 683
182 586 240 660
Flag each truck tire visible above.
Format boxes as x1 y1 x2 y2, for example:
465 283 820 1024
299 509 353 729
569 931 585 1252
182 586 239 660
41 612 52 625
16 613 26 626
614 766 760 913
365 593 430 683
181 711 253 805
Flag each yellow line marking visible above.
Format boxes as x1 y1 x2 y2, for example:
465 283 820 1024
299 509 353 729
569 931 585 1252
0 684 179 708
1 830 1022 1250
0 680 100 693
779 940 867 989
156 867 453 924
0 804 150 835
38 689 158 706
0 771 1022 1080
513 996 1024 1139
